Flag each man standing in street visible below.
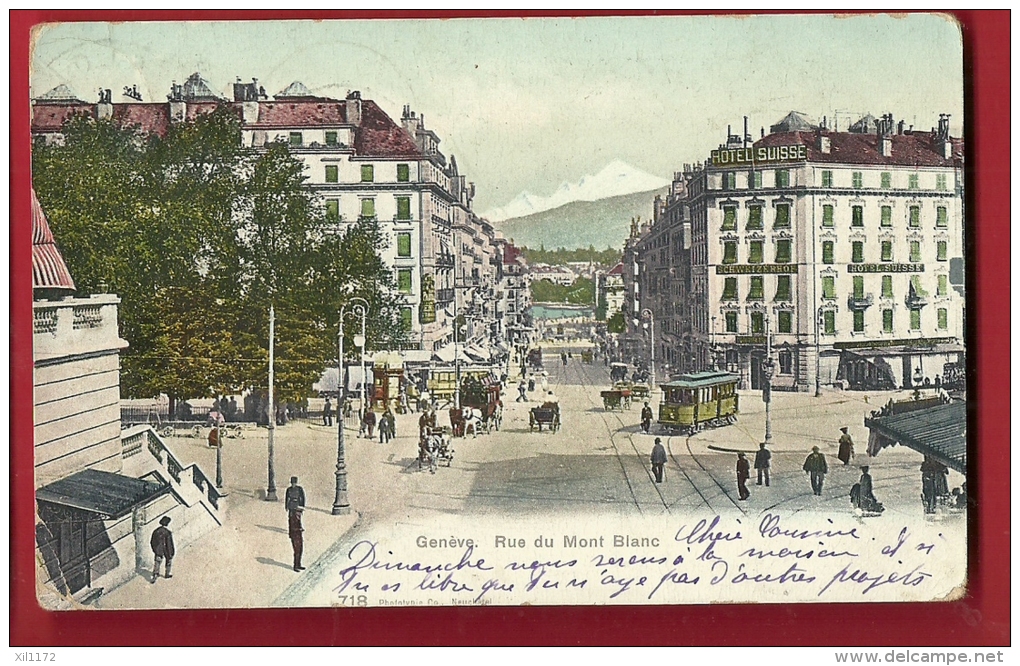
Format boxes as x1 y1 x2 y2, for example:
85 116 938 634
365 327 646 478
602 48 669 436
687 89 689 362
150 516 175 583
650 437 667 483
736 452 751 500
640 402 653 434
803 446 828 496
323 397 333 427
285 477 306 572
754 442 772 487
517 379 528 402
837 426 855 465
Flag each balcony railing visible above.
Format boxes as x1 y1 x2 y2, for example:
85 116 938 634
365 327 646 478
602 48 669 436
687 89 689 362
435 253 456 269
847 294 874 310
436 288 455 305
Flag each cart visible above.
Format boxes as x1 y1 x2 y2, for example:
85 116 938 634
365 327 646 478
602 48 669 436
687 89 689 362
529 404 561 433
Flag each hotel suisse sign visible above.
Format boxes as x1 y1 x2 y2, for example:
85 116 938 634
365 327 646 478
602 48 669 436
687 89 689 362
711 144 808 167
847 263 924 273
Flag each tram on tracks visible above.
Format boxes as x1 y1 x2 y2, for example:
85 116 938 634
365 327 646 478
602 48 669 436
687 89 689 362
657 371 740 434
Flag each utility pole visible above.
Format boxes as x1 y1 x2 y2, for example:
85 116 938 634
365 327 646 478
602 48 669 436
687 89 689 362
265 305 277 501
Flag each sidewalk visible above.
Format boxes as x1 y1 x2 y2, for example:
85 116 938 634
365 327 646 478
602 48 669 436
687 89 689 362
95 420 360 610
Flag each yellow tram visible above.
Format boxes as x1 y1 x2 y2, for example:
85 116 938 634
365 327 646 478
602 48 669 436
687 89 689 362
658 371 740 434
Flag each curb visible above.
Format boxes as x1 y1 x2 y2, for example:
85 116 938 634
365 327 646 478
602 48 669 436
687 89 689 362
706 444 760 454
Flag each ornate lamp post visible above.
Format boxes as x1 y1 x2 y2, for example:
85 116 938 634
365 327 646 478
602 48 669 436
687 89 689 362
763 314 775 444
815 306 824 397
333 298 368 516
641 308 656 389
265 305 277 500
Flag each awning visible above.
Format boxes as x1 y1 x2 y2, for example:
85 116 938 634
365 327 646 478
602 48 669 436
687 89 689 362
400 350 433 364
36 469 168 519
864 401 966 474
464 345 491 362
433 345 457 364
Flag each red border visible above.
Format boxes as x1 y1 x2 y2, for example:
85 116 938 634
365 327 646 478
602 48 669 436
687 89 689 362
10 10 1009 646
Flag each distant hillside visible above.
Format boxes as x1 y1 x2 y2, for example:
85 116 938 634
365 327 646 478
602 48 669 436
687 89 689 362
493 187 667 250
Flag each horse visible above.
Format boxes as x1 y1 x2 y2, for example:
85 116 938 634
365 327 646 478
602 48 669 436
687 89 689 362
461 406 484 438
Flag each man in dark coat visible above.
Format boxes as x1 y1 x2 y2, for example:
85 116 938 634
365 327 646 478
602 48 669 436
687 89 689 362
803 446 828 495
837 427 855 465
285 476 306 572
362 408 376 439
853 466 883 513
736 453 751 500
650 437 667 483
323 398 333 427
640 402 653 434
150 516 175 582
754 442 772 487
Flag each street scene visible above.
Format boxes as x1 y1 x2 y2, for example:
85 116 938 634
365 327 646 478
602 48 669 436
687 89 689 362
27 15 967 609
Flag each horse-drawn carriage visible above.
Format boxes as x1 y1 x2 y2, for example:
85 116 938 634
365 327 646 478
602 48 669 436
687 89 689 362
629 383 651 401
610 362 629 383
419 426 454 474
657 371 740 435
600 387 632 411
527 348 544 371
529 402 560 432
449 374 503 436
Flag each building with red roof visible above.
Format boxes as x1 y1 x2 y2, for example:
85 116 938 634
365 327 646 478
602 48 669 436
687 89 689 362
629 112 965 392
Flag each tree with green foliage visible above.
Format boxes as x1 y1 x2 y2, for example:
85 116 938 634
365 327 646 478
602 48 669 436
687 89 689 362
607 310 627 334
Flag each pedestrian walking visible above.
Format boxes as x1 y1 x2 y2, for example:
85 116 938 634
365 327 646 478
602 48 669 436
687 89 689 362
754 442 771 486
285 477 306 572
362 408 376 439
651 437 667 483
150 516 175 582
379 409 395 444
323 397 333 427
540 373 549 394
736 453 751 500
837 427 855 465
803 446 828 496
517 379 528 402
640 402 653 434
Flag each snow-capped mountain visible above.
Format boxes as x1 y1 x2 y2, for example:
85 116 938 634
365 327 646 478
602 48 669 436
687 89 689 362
482 160 670 222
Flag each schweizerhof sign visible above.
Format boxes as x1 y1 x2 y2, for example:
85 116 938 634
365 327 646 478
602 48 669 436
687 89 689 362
711 144 808 167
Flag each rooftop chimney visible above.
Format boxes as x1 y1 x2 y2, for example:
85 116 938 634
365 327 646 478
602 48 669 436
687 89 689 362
346 90 362 126
880 135 892 157
936 113 952 158
818 134 831 154
97 88 113 120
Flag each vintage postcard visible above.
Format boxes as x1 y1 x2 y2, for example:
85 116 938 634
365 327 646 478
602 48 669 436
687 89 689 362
29 14 967 610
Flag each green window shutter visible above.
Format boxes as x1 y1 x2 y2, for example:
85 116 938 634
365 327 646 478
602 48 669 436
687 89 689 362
881 206 892 227
852 241 864 263
775 170 789 188
725 311 737 332
852 172 863 189
881 241 892 262
722 278 737 300
397 163 410 182
823 310 835 335
325 199 340 220
722 207 736 230
748 276 764 300
778 310 792 333
775 239 791 264
936 207 948 228
936 174 947 191
909 206 920 227
749 241 763 264
883 309 893 333
722 242 737 264
822 276 835 299
361 164 374 182
751 312 764 334
851 206 863 227
910 308 921 330
881 275 893 298
775 203 790 228
881 172 891 188
937 274 948 296
853 275 864 299
325 131 338 146
822 205 834 227
401 307 413 330
289 131 302 146
396 196 411 220
853 310 865 333
325 165 339 183
908 173 919 190
753 172 762 189
397 268 413 293
937 241 947 261
909 241 921 262
937 308 948 330
397 232 412 258
747 206 763 229
361 198 375 218
821 170 832 187
822 241 834 264
775 275 791 301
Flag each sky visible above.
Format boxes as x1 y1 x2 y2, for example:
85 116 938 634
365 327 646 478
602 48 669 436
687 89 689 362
30 13 964 214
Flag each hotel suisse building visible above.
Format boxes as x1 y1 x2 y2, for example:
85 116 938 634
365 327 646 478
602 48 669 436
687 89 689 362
650 112 964 392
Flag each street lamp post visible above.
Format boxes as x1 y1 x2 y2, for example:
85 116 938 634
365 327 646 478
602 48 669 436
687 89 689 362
763 314 775 444
333 298 368 516
641 308 656 389
815 306 824 397
265 305 277 501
